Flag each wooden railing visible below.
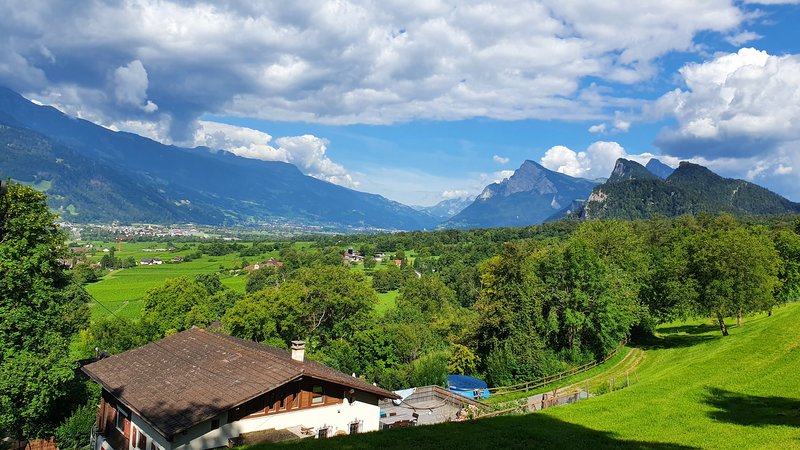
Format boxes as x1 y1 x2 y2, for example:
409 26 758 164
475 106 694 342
487 344 625 397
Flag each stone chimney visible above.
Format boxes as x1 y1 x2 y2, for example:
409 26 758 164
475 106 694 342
291 340 305 362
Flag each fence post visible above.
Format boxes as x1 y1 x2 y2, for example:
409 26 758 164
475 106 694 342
626 371 630 387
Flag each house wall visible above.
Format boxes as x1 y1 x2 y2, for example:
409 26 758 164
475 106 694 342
95 391 172 450
171 391 380 450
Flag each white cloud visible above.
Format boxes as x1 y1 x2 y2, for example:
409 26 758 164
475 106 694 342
493 154 510 164
725 31 762 46
654 48 800 155
493 170 516 182
613 112 631 132
0 0 747 134
648 47 800 200
113 60 158 113
441 190 470 200
192 121 357 188
541 141 658 179
588 123 606 133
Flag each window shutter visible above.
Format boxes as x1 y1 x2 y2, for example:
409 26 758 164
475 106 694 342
123 417 131 439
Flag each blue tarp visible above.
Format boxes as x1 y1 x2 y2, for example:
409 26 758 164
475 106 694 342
447 375 490 399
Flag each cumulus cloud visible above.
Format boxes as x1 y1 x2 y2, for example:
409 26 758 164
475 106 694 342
648 47 800 199
441 190 471 200
653 48 800 157
193 121 357 188
493 154 510 164
0 0 749 138
113 60 158 113
540 141 660 179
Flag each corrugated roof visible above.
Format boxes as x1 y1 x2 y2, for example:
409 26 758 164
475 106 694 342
82 328 398 438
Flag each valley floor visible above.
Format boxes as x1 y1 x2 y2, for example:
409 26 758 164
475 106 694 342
249 303 800 449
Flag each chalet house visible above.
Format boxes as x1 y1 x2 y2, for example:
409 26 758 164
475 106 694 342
244 258 284 271
82 329 397 450
140 258 163 266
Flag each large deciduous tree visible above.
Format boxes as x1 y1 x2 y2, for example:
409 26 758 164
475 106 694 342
0 181 90 439
687 220 781 335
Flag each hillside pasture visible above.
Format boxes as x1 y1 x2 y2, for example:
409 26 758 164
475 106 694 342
252 303 800 449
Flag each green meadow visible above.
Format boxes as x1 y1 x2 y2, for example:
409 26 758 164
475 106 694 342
83 241 270 319
252 302 800 449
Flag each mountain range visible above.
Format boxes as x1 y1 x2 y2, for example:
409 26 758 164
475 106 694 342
580 158 800 219
445 160 599 229
0 87 437 230
1 86 797 231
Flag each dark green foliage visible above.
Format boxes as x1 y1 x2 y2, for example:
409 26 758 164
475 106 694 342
583 162 800 220
0 181 90 439
372 265 411 293
54 390 101 450
224 265 377 351
79 317 162 356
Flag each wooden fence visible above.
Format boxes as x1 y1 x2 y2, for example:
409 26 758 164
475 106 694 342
487 344 625 397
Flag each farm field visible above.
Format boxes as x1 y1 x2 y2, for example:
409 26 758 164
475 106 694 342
85 260 250 319
80 240 404 320
82 241 272 319
252 303 800 449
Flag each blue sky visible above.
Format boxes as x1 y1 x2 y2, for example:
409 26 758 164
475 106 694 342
2 1 799 205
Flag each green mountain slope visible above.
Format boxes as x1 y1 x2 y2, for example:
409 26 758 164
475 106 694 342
256 303 800 449
582 161 800 220
0 87 437 229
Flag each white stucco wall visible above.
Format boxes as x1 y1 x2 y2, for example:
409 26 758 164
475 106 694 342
171 391 381 450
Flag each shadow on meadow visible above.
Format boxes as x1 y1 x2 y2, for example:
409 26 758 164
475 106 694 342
705 387 800 428
265 412 698 450
633 323 720 350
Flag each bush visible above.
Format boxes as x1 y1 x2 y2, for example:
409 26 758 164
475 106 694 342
55 402 97 450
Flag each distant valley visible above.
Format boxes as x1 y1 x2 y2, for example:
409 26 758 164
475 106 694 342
2 85 798 231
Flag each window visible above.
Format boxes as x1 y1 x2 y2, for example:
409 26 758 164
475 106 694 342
349 422 360 435
311 385 324 405
210 419 219 430
137 430 147 450
115 407 128 432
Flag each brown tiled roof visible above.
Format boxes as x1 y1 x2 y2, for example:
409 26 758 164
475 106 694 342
82 328 398 438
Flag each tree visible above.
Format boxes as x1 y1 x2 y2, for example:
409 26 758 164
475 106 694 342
687 221 781 335
142 277 211 333
774 229 800 306
245 266 282 293
448 344 478 375
0 181 90 439
225 266 377 351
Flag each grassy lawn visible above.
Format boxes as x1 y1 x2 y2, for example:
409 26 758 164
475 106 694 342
251 303 800 449
375 290 399 316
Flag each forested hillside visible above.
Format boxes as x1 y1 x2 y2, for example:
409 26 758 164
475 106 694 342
582 161 800 220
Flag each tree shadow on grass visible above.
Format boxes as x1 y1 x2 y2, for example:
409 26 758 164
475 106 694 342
657 323 719 335
267 412 699 450
704 387 800 428
633 331 719 351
